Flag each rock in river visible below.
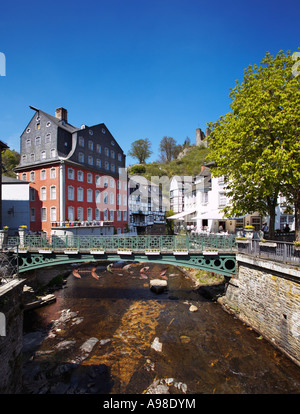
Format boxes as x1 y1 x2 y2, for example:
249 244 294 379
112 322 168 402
150 279 167 293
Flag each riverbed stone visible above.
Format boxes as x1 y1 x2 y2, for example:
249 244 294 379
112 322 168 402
80 337 99 353
150 279 167 293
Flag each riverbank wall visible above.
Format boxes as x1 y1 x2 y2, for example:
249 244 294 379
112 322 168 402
0 278 25 393
221 254 300 367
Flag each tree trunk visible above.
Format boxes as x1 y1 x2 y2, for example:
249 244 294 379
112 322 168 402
294 189 300 242
267 197 277 240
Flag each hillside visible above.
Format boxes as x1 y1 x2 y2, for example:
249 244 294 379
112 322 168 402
128 145 211 180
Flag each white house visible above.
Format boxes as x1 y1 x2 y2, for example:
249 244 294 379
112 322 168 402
2 176 30 235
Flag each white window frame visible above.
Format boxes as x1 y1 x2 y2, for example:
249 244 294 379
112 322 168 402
50 185 56 200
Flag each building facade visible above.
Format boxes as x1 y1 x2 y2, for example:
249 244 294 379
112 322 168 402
128 177 166 234
15 107 128 235
2 176 29 235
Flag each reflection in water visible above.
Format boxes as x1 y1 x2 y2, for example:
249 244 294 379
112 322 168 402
22 261 300 394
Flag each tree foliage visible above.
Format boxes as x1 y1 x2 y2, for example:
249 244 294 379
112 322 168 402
208 49 300 239
128 138 152 164
2 149 20 178
159 136 180 162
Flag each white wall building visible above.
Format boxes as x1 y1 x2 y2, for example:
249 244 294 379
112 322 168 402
2 177 30 235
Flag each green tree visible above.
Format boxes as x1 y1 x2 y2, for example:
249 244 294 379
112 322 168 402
2 149 20 178
128 138 152 164
208 50 300 240
159 136 180 162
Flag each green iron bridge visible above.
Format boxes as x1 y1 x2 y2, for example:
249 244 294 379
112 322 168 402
6 234 237 277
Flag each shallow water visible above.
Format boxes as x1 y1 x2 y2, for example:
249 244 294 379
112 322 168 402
22 261 300 394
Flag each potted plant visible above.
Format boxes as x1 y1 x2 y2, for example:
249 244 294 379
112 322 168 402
203 248 219 255
63 247 79 254
259 239 277 248
117 248 132 255
38 246 53 254
90 248 105 254
145 249 160 255
293 241 300 251
173 249 189 255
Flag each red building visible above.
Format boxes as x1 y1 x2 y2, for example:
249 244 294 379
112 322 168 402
15 106 128 235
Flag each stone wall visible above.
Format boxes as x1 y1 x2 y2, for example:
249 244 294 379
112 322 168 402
222 254 300 366
0 279 25 393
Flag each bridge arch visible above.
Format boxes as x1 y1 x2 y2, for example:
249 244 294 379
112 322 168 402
16 251 236 277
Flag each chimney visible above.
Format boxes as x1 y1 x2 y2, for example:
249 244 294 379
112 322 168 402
55 107 68 123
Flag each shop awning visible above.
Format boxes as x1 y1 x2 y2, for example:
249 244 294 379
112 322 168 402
167 209 196 219
191 210 225 220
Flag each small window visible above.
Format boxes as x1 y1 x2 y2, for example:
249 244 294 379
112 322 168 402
68 168 74 180
26 128 31 133
40 169 46 180
87 189 93 202
50 185 56 200
79 136 84 147
105 147 109 156
103 191 108 204
118 153 122 161
88 155 93 165
50 168 56 179
26 138 31 147
77 171 84 182
36 136 41 145
30 171 35 182
36 122 40 130
30 208 35 222
96 159 101 168
88 140 93 150
87 207 93 221
110 210 114 221
105 161 109 171
87 173 93 183
45 133 51 143
22 155 27 163
104 177 108 187
50 207 57 221
41 150 46 159
96 144 101 153
77 207 83 221
68 186 74 200
78 152 84 163
50 148 56 158
110 193 114 205
104 209 109 220
30 188 35 201
41 207 47 222
30 153 35 162
95 190 100 204
111 150 115 159
95 175 101 186
40 186 46 201
77 187 84 202
111 163 115 172
68 206 74 221
95 208 100 220
22 172 27 181
46 121 51 127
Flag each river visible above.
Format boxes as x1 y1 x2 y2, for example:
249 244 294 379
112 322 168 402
22 261 300 394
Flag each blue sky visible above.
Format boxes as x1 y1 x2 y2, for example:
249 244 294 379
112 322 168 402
0 0 299 165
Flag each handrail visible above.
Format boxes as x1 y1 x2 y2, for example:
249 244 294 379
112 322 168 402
236 238 300 264
7 234 237 253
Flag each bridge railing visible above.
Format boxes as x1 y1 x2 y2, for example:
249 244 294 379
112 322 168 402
236 239 300 264
6 234 237 252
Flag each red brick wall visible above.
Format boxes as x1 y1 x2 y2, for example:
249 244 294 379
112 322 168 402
19 163 128 235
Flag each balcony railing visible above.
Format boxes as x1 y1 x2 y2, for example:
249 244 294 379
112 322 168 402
236 239 300 265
